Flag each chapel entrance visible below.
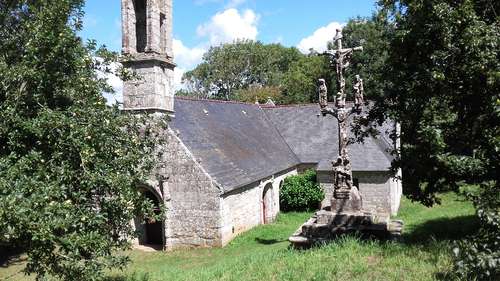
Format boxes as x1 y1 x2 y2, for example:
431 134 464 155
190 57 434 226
262 183 273 224
143 190 163 245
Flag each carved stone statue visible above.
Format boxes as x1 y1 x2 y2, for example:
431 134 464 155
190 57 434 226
318 79 328 109
354 74 364 107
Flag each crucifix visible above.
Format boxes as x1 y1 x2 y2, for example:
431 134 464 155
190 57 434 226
318 29 364 200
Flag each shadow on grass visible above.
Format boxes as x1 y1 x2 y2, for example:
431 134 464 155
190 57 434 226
403 215 479 245
254 238 288 245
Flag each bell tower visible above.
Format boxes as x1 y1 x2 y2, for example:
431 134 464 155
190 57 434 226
121 0 175 113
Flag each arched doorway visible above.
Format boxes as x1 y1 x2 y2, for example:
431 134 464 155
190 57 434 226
262 183 273 224
143 190 163 246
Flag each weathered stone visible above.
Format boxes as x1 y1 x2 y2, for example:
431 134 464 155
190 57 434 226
331 187 363 213
121 0 175 113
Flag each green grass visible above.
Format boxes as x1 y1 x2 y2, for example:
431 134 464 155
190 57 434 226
1 193 477 281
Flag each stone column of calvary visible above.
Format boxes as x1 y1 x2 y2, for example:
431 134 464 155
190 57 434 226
319 29 365 206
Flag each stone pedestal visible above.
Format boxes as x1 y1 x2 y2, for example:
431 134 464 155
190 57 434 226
331 188 362 213
289 190 403 248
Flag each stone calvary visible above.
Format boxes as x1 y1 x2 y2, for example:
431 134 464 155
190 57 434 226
289 30 404 247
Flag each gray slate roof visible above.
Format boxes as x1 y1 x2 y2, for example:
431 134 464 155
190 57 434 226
170 98 300 192
171 98 395 193
262 104 394 172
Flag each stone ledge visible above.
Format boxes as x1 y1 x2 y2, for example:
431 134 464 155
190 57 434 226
120 53 176 68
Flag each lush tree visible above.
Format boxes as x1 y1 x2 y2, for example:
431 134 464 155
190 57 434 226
182 40 302 101
281 55 332 104
339 16 392 100
372 0 499 279
235 86 284 104
0 1 162 280
182 19 391 105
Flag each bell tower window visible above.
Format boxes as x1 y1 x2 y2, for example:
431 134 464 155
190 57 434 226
160 12 166 54
134 0 147 53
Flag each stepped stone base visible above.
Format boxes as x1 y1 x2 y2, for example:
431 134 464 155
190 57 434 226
289 189 403 247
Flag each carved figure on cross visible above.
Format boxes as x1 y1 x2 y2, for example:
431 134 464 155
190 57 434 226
322 29 363 109
317 29 365 200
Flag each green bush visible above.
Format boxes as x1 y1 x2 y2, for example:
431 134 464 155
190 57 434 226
280 170 324 212
452 183 499 281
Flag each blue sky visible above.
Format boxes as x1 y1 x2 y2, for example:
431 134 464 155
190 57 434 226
81 0 378 90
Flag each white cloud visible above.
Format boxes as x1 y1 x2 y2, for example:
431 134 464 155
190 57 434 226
196 8 259 45
297 22 344 54
172 38 208 91
173 39 206 70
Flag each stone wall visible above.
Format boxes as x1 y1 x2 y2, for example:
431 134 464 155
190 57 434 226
122 59 174 112
389 168 403 215
160 128 223 249
318 170 398 216
121 0 175 113
219 168 297 246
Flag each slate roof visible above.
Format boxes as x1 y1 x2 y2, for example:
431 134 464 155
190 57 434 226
170 98 300 192
170 98 395 193
262 104 394 172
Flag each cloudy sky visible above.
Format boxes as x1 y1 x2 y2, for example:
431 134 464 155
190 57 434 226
81 0 377 94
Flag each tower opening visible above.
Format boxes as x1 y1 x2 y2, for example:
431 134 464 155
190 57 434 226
133 0 147 53
160 12 166 53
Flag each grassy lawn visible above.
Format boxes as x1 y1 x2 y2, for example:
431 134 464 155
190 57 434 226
1 192 477 281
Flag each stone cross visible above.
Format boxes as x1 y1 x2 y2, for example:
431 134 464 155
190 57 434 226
318 29 364 200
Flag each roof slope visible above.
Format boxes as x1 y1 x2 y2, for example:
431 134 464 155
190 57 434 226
262 104 394 172
170 98 300 192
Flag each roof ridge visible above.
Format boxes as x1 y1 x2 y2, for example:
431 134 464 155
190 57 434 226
260 103 319 109
175 96 259 106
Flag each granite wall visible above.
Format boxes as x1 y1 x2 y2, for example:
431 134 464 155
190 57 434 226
317 170 400 216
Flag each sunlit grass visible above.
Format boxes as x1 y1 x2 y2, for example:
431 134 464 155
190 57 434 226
1 193 477 281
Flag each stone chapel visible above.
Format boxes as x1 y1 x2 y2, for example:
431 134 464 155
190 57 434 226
121 0 403 250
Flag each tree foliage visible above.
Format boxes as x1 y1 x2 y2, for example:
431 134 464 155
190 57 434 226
372 0 499 279
182 18 389 105
339 16 392 100
182 40 302 101
0 1 162 280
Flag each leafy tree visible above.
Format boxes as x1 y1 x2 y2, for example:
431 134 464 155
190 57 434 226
339 16 392 100
372 0 499 279
235 86 284 104
281 55 332 104
182 40 302 101
0 1 162 280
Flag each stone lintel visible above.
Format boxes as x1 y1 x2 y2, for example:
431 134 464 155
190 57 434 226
121 53 176 68
122 107 175 117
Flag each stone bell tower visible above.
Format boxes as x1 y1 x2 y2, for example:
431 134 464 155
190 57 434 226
121 0 175 113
